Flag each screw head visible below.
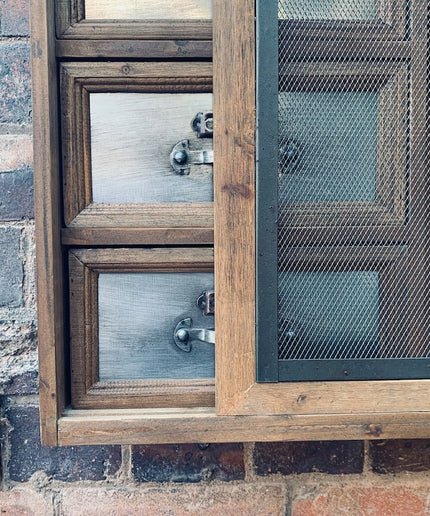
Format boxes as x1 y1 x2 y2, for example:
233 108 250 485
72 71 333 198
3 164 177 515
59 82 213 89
173 150 188 165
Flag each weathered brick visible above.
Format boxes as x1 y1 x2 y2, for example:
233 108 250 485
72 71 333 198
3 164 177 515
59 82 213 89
0 226 23 307
0 489 52 516
131 443 245 482
60 485 285 516
254 440 364 476
0 321 37 386
369 439 430 474
0 134 33 173
2 370 38 395
6 406 121 482
0 43 31 125
0 0 30 36
0 169 34 220
291 486 427 516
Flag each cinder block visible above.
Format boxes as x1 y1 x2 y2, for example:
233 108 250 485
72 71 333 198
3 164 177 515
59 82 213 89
292 486 427 516
60 485 285 516
0 490 52 516
0 169 34 220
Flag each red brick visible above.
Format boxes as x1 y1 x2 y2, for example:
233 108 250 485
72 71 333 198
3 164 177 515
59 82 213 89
0 135 32 173
60 485 285 516
0 490 51 515
292 486 427 516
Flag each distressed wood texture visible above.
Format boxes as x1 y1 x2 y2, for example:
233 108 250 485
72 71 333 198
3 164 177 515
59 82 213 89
214 0 430 417
213 0 256 415
58 408 430 446
31 0 65 446
69 248 215 409
56 0 212 41
56 40 213 59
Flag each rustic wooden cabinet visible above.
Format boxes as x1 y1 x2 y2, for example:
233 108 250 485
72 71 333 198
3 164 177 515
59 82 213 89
32 0 430 446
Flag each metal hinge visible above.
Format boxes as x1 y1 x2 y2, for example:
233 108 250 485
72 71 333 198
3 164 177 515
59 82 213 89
170 112 214 175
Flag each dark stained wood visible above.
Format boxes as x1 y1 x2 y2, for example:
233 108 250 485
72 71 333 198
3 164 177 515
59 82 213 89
31 0 66 446
405 0 430 357
279 244 407 272
61 20 212 41
56 0 212 40
56 40 213 59
280 39 410 63
61 227 214 246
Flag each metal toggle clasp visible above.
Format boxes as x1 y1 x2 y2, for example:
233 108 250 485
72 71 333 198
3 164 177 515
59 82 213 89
170 139 214 175
173 317 215 352
191 112 213 138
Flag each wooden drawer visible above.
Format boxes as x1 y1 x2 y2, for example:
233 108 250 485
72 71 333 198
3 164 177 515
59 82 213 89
60 62 213 245
69 247 215 409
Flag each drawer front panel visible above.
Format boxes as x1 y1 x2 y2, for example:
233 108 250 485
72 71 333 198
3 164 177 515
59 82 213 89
98 272 215 381
90 92 213 204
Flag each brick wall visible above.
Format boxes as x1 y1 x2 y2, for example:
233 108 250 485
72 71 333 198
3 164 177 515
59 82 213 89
1 2 430 514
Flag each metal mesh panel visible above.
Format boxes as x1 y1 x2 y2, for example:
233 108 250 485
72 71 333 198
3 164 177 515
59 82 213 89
272 0 430 375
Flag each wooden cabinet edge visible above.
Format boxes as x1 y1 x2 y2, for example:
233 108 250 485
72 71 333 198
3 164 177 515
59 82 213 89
57 409 430 445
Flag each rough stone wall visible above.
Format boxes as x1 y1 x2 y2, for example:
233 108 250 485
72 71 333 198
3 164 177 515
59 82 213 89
1 1 430 514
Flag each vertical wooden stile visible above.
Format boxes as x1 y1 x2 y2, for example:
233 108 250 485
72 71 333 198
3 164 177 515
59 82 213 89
214 0 256 413
31 0 65 445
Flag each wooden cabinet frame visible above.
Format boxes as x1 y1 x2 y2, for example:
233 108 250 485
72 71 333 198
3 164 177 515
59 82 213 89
32 0 430 446
60 61 213 247
56 0 212 41
69 248 214 409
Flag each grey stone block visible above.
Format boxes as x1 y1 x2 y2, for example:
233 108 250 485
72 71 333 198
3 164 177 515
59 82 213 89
0 227 23 307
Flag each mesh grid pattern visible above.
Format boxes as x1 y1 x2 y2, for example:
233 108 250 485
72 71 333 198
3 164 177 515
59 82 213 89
277 0 430 362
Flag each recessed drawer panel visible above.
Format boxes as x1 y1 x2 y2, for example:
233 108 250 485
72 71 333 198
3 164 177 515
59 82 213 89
98 271 215 381
69 248 215 409
90 92 213 204
60 62 213 237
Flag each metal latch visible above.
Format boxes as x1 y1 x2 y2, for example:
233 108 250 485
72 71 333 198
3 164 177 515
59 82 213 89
170 140 214 175
191 112 213 138
197 290 215 315
170 112 214 175
173 317 215 352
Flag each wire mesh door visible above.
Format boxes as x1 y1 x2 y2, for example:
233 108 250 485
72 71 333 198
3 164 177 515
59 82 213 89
256 0 430 381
